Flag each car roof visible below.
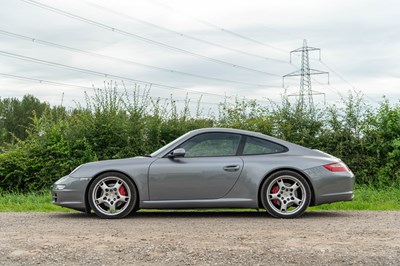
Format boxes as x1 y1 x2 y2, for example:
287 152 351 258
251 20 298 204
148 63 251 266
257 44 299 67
189 127 265 137
187 127 289 144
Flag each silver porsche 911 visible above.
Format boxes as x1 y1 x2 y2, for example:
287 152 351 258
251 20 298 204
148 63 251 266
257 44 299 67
51 128 354 219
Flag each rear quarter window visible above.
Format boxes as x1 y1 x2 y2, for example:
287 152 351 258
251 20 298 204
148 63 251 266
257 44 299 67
243 136 288 155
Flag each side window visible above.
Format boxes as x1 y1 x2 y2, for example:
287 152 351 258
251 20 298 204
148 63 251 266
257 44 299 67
243 136 287 155
180 133 241 157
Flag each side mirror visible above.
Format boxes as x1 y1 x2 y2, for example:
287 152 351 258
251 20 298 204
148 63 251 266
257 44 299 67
168 148 186 158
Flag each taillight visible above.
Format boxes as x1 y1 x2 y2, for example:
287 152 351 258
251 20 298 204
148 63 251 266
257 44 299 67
323 162 350 172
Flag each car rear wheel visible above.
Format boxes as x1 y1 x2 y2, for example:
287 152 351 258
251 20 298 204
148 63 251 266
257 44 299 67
88 172 137 219
261 170 311 218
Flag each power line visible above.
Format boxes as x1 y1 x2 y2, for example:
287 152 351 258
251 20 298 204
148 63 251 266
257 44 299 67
0 29 277 88
308 57 381 104
20 0 281 77
0 50 227 98
318 61 381 104
0 50 272 105
311 75 380 104
310 76 340 96
0 72 222 106
83 0 290 64
0 72 92 90
319 60 355 89
311 55 369 94
151 0 289 54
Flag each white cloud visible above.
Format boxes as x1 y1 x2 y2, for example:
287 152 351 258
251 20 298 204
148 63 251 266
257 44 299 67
0 0 399 110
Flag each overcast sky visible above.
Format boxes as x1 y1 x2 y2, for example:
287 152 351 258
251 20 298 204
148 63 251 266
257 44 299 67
0 0 399 110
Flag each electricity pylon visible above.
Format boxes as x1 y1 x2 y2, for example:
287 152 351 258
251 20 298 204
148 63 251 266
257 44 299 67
283 39 329 109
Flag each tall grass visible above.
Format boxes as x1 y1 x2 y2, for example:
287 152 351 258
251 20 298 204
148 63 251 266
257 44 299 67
0 191 74 212
310 185 400 211
0 186 399 212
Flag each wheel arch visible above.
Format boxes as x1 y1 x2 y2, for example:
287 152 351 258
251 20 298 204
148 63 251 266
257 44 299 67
84 170 140 214
257 168 316 208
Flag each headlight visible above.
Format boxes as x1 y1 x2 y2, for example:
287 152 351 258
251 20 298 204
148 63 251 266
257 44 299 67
55 184 66 190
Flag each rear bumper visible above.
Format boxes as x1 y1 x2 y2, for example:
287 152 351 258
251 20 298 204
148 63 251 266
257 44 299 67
315 190 354 205
303 166 355 206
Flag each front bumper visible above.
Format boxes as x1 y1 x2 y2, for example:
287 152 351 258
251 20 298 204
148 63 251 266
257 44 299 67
51 175 90 212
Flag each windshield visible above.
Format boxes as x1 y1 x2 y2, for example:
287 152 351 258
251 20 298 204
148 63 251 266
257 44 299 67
150 131 191 157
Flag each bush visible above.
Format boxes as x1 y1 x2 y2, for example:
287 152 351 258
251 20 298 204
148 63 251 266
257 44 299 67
0 110 97 191
0 84 399 192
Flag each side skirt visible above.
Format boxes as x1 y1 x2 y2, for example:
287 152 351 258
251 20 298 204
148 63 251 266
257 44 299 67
140 198 257 209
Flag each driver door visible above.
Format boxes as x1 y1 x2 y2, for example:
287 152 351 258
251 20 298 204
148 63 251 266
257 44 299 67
148 132 244 200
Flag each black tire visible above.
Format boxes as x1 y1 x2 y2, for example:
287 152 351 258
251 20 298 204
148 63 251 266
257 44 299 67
261 170 311 218
88 172 138 219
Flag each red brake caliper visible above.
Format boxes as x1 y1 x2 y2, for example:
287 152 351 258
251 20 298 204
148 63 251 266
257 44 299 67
119 185 127 196
271 186 279 206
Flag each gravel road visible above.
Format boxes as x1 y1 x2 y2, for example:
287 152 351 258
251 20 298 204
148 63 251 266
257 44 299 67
0 211 399 265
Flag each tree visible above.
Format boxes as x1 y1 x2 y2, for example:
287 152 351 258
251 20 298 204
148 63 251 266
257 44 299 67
0 95 49 145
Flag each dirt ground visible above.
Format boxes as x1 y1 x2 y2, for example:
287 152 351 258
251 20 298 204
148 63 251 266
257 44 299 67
0 211 399 265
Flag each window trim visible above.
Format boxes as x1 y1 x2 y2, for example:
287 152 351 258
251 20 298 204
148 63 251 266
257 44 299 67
236 135 247 156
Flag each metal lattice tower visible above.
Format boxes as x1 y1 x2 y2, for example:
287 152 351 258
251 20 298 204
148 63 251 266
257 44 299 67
283 39 329 109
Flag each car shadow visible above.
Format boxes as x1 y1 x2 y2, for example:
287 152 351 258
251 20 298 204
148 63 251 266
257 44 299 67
49 210 350 220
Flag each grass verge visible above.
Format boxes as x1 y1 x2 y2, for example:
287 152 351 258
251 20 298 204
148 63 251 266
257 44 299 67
0 191 75 212
309 185 400 211
0 185 399 212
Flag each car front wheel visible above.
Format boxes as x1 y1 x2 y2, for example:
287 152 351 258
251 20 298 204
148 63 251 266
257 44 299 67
88 172 137 219
261 170 311 218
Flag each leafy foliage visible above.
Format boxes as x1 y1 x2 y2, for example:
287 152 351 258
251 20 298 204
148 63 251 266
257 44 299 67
0 110 96 191
0 85 399 192
0 95 49 144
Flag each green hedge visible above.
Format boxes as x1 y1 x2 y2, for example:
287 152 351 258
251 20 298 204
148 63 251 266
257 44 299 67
0 87 399 192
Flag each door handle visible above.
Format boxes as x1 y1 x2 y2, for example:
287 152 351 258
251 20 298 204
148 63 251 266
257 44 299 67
223 165 240 172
